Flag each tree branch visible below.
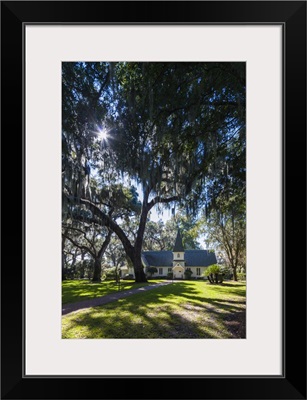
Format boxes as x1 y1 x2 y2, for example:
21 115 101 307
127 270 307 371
62 232 95 258
97 229 113 259
62 225 98 254
65 194 134 256
148 195 178 211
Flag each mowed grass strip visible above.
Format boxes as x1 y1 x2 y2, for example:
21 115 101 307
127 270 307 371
62 279 162 304
62 281 246 339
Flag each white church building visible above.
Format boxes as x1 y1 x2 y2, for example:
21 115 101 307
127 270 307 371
125 230 217 279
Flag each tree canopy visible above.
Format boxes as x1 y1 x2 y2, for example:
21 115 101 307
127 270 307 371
62 62 246 282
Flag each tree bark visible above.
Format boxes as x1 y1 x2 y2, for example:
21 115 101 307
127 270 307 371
80 252 85 279
92 229 113 282
133 253 147 283
232 266 238 281
92 257 102 282
62 252 67 281
62 233 68 281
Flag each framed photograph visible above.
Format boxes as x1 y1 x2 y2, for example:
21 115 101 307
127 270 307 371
1 1 306 399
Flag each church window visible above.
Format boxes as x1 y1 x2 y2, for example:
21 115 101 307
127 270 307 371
196 268 201 276
159 268 163 275
168 268 172 273
177 253 180 258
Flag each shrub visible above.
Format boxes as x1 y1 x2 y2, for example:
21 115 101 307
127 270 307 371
238 272 246 281
166 272 173 280
104 267 121 282
147 266 158 277
184 269 193 280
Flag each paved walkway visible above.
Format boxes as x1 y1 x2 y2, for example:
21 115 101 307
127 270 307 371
62 281 172 316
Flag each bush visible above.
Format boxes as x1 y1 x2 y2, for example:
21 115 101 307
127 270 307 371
166 272 173 280
147 266 158 277
103 267 121 282
184 269 193 280
238 272 246 281
103 267 116 280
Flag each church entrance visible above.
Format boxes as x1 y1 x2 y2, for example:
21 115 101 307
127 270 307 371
173 265 184 279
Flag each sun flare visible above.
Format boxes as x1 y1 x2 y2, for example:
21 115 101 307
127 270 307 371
97 128 108 141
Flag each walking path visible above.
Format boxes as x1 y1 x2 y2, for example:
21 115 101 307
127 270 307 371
62 281 172 316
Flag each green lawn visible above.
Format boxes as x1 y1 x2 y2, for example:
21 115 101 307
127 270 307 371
62 280 246 339
62 279 161 304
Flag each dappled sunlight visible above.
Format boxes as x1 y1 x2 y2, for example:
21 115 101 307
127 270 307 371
62 280 246 339
62 279 157 304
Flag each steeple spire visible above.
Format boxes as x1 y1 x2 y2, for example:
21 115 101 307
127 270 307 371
173 229 184 252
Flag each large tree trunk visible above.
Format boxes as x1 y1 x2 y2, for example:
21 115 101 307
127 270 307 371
232 265 238 281
92 257 102 282
133 253 147 283
62 234 67 281
71 248 78 277
62 252 67 281
125 248 147 283
80 252 85 279
131 199 149 283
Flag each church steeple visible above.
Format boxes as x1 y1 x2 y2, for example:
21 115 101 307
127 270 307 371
173 229 184 252
173 229 185 266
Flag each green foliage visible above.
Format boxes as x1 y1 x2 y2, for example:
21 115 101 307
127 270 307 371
184 269 193 280
204 264 224 284
147 266 158 277
103 267 117 280
204 264 222 276
201 202 246 281
142 215 202 251
166 272 173 280
103 266 122 283
220 265 233 279
237 272 246 281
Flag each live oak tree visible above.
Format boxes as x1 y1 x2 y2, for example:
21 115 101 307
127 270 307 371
62 221 113 282
201 190 246 281
104 236 127 281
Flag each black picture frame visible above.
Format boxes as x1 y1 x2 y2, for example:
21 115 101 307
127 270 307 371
1 1 306 399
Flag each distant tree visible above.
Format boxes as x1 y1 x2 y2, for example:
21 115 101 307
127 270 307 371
104 236 126 270
62 223 113 282
202 194 245 281
142 220 167 251
164 213 201 250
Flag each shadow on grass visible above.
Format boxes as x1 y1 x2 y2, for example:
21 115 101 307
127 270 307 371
62 281 246 339
220 282 246 288
62 280 151 304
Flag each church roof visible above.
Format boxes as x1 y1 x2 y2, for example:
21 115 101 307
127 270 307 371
173 230 184 252
142 250 217 267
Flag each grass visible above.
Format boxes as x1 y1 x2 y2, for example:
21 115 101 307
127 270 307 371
62 280 246 339
62 279 161 304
